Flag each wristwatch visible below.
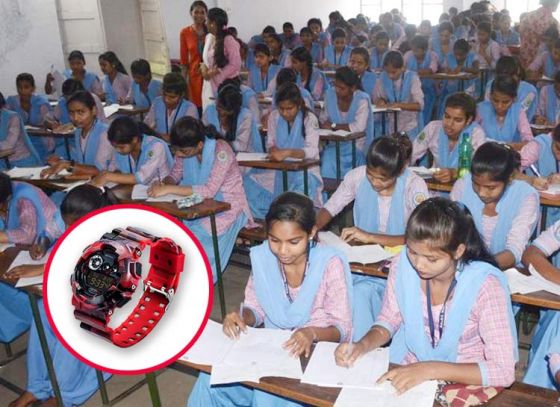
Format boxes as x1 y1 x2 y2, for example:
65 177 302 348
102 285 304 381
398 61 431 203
71 227 184 347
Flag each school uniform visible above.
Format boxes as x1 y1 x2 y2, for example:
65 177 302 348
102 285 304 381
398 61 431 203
368 48 388 71
319 88 374 178
529 51 560 79
411 121 486 168
240 85 261 121
322 45 353 67
244 110 323 218
0 108 41 168
203 106 262 153
207 35 242 95
71 119 113 170
279 33 302 50
430 36 455 67
296 68 327 101
404 50 439 124
50 93 106 126
476 100 533 143
359 71 377 101
536 84 560 124
63 69 103 96
439 51 479 109
372 70 425 138
187 243 353 406
472 39 501 70
323 166 428 340
102 72 132 105
307 43 324 65
375 251 517 387
483 80 538 122
274 49 292 68
168 138 253 283
125 79 162 109
247 64 281 94
495 29 520 46
144 97 199 135
549 345 560 388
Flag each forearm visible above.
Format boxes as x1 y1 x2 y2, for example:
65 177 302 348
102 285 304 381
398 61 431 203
164 184 193 196
495 250 516 270
359 325 391 351
73 163 101 177
0 231 8 244
421 361 482 384
308 326 341 343
522 245 560 285
367 233 405 247
316 208 334 231
285 148 305 159
105 172 137 185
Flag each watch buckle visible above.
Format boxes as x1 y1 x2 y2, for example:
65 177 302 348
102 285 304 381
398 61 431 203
142 280 174 308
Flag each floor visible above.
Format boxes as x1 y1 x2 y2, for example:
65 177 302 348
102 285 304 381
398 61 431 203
0 249 537 406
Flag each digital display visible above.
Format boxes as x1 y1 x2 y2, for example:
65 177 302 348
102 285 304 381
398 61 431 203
85 271 115 291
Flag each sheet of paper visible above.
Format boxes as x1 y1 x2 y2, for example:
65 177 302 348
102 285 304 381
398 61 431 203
528 264 560 296
318 232 393 264
335 380 438 407
211 327 302 385
131 184 184 202
542 184 560 195
0 243 15 252
504 268 539 294
9 251 47 271
318 129 352 137
118 104 135 111
302 342 388 388
180 320 234 366
15 275 44 288
372 106 402 113
103 104 121 118
5 166 50 180
530 124 554 130
236 152 268 162
409 166 439 179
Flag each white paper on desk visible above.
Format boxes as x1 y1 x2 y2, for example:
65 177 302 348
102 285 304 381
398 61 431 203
318 231 393 264
318 129 352 137
131 184 184 202
335 380 438 407
302 342 388 388
409 166 439 179
504 268 539 294
118 104 135 111
9 251 47 272
372 106 402 113
211 327 302 385
50 179 90 192
103 104 121 118
542 184 560 195
0 243 15 252
15 275 44 288
5 166 50 180
236 152 268 161
528 264 560 296
181 320 234 366
530 124 554 131
542 75 554 82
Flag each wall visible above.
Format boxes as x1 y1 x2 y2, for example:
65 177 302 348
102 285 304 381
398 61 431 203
0 0 65 95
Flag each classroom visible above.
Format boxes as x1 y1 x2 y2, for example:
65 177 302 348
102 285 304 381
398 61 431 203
2 0 560 405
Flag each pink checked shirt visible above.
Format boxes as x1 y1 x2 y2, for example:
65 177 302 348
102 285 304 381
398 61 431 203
519 134 554 170
0 110 36 162
375 255 516 387
243 253 352 341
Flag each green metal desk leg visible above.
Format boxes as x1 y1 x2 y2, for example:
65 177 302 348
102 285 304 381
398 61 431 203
211 214 226 320
27 293 63 405
282 171 288 192
351 141 356 169
96 369 110 405
303 169 309 195
146 372 162 407
335 141 341 182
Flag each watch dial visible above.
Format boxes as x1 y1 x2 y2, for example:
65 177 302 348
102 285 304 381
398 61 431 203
81 248 119 296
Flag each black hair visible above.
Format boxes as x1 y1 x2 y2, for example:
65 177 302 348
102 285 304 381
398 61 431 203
453 38 470 54
477 21 492 35
290 47 313 92
444 92 477 120
335 66 362 90
67 90 96 110
307 18 323 29
366 136 408 177
68 50 86 63
276 67 298 88
275 82 310 139
130 59 152 77
283 22 294 30
554 39 560 50
553 123 560 142
227 27 238 38
170 116 219 148
61 185 117 221
61 79 85 97
383 51 404 69
491 75 518 99
99 51 128 75
449 6 458 15
254 43 272 57
0 92 5 108
375 31 390 43
216 82 243 143
208 8 230 69
406 197 497 266
108 116 141 144
263 25 276 34
190 0 208 13
350 47 370 66
265 192 315 235
495 56 519 77
162 72 186 95
0 173 12 204
331 28 346 41
471 141 516 183
16 73 35 88
438 21 454 34
411 35 429 50
300 27 312 37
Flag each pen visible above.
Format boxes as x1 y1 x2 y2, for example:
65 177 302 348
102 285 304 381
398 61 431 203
345 327 354 364
530 164 542 178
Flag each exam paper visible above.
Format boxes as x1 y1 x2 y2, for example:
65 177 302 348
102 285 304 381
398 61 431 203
236 152 268 161
103 104 121 118
409 166 439 179
334 380 438 407
5 166 50 180
528 264 560 296
131 184 185 202
318 231 394 265
180 320 234 366
318 129 352 137
16 275 44 288
505 266 560 296
9 251 47 271
541 184 560 195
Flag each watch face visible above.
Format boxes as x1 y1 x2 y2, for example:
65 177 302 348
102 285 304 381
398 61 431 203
76 247 120 297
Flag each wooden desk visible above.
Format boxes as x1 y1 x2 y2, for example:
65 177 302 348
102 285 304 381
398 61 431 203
319 131 365 181
237 159 320 195
25 126 74 160
114 106 150 120
420 73 478 92
0 148 15 168
11 174 91 193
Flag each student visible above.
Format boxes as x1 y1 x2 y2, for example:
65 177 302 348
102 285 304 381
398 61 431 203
380 12 404 44
335 197 517 392
476 75 533 144
307 18 331 49
265 33 292 68
404 35 439 124
98 51 132 104
535 71 560 125
279 22 301 50
144 72 199 142
272 68 315 110
125 59 162 109
451 142 539 269
537 25 560 56
369 31 390 71
484 56 538 122
90 116 174 188
42 91 113 178
299 27 323 65
430 21 456 65
348 47 377 100
528 39 560 79
291 47 327 101
321 28 352 69
473 22 500 70
494 13 520 49
5 185 113 407
220 78 260 124
45 50 103 97
188 191 352 406
248 25 275 49
413 93 486 183
394 23 417 54
373 51 424 138
247 43 281 94
7 73 51 127
0 92 41 168
244 83 323 218
317 136 428 340
202 83 262 153
319 67 374 178
147 116 253 282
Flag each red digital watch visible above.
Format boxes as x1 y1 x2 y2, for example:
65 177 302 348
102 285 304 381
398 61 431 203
71 227 184 347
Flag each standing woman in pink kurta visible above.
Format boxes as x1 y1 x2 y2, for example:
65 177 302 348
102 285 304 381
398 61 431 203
200 7 241 108
519 0 560 69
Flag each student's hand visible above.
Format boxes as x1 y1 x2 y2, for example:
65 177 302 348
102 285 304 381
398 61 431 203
320 121 333 130
535 115 547 125
283 328 315 358
340 227 373 244
268 149 289 162
90 172 108 188
433 168 454 183
222 311 247 339
532 177 549 191
118 97 126 105
4 264 44 280
147 183 169 197
377 362 432 395
30 238 50 261
40 162 67 179
46 155 62 166
548 173 560 184
376 99 387 107
334 341 366 368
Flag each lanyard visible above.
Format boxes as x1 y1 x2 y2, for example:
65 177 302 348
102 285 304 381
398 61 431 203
426 278 457 348
279 260 308 303
165 100 184 134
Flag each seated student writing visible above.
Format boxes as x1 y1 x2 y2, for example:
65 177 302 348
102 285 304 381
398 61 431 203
188 192 352 406
265 33 292 68
5 185 113 407
247 43 281 95
534 71 560 126
299 27 323 65
319 67 374 179
98 51 132 104
348 47 377 101
45 50 103 98
125 59 162 109
90 116 174 188
373 51 424 138
270 68 315 110
42 91 113 178
202 82 262 153
220 78 261 124
335 197 517 392
476 75 533 145
528 39 560 80
320 28 352 69
472 22 500 71
0 92 41 169
412 92 486 183
404 35 439 124
244 83 323 218
316 135 428 340
144 72 199 142
369 31 390 71
494 13 520 51
291 47 327 101
430 21 455 65
451 142 540 269
147 117 253 283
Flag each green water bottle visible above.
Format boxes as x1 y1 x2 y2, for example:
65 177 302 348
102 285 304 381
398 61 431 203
457 132 473 179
